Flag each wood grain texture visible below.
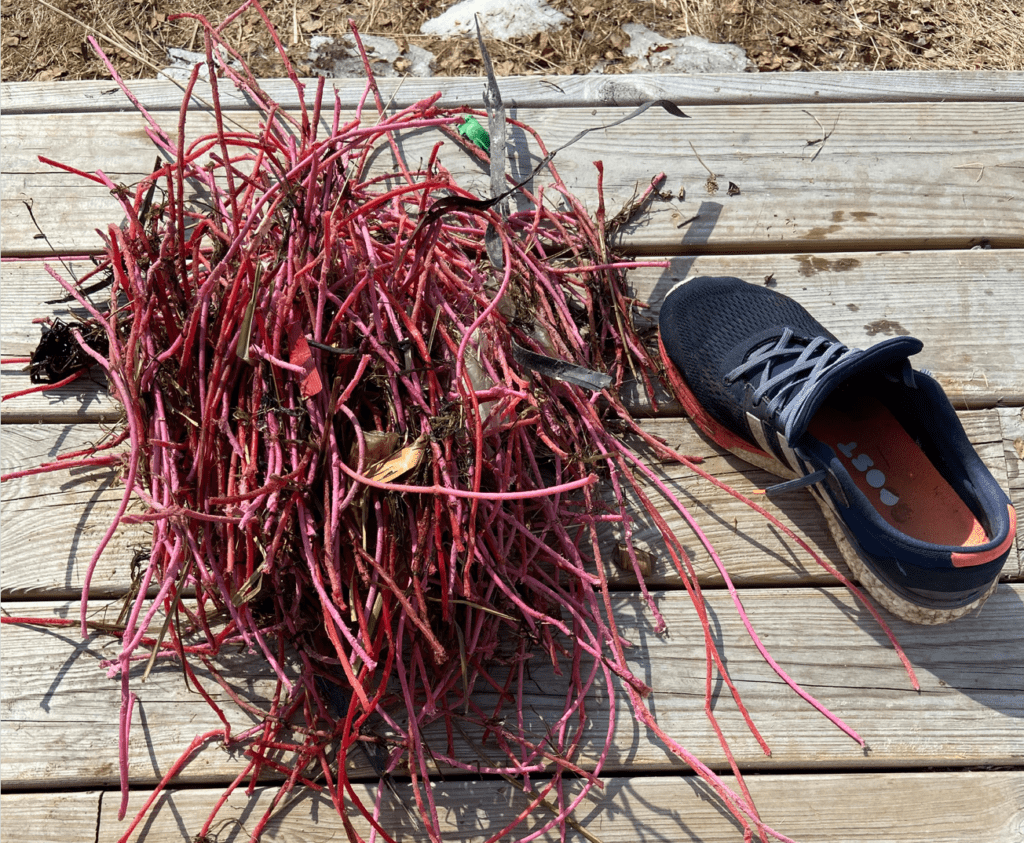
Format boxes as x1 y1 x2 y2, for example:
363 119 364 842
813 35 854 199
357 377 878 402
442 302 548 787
635 251 1024 409
4 588 1023 788
999 407 1024 577
0 424 147 599
93 772 1024 843
3 250 1021 411
3 409 1015 600
1 601 288 790
3 72 1023 113
3 101 1023 256
0 371 122 423
0 791 102 843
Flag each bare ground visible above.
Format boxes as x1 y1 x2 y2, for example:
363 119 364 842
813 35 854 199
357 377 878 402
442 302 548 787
3 0 1022 85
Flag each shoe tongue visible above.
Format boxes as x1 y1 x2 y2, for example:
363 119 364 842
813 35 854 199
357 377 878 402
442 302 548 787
779 335 923 442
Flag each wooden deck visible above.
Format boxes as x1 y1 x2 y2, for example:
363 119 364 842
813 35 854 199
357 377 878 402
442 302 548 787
2 71 1023 842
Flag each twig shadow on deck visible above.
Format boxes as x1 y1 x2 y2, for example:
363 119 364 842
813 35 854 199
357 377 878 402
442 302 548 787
643 200 725 310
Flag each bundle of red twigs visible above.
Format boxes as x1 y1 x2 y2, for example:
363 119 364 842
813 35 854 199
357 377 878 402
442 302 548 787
2 4 920 842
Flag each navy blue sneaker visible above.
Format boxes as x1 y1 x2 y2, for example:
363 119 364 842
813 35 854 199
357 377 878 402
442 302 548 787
658 275 1016 624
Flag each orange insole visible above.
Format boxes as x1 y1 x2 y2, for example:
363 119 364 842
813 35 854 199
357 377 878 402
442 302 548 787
807 396 988 550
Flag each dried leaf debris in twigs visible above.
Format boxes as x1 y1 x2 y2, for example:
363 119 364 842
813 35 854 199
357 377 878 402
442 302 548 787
0 3 916 842
28 318 109 384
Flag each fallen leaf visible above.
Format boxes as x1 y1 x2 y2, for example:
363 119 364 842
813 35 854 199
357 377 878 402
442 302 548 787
365 436 428 483
348 430 400 472
35 66 66 82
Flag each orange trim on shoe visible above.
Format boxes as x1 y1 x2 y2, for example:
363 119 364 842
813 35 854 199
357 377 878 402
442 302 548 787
658 335 772 463
952 504 1016 568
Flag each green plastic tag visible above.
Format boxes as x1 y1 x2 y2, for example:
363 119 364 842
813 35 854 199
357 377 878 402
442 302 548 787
457 116 490 153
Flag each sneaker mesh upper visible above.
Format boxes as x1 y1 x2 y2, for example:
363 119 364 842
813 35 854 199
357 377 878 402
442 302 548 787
659 276 840 440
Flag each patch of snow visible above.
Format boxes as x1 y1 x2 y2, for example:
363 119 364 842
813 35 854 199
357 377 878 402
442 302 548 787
308 34 435 78
421 0 568 40
160 47 242 82
622 24 750 73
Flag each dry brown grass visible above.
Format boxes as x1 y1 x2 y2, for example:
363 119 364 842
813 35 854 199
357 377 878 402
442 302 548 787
2 0 1021 83
733 0 1024 72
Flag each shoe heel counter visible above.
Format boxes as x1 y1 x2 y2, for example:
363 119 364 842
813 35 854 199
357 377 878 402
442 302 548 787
951 503 1017 568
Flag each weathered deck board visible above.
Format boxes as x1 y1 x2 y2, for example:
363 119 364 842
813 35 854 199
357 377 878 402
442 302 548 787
3 100 1023 256
6 771 1023 843
3 250 1022 417
1000 407 1024 578
3 71 1023 114
636 253 1024 409
0 791 102 843
2 410 1017 599
81 771 1024 843
4 588 1023 789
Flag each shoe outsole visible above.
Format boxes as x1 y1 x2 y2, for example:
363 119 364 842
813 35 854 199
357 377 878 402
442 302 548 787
657 335 995 625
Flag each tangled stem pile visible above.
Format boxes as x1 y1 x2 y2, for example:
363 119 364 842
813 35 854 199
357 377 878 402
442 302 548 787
1 4 919 842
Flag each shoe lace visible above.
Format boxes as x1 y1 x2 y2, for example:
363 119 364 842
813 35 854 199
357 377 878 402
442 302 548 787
723 327 850 435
